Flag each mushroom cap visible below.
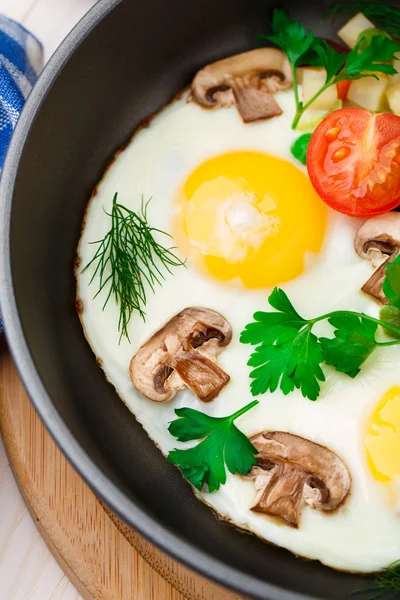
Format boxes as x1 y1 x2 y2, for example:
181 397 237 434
355 212 400 266
354 212 400 302
246 431 351 526
191 48 292 110
129 307 232 402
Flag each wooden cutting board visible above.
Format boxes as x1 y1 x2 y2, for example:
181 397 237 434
0 341 244 600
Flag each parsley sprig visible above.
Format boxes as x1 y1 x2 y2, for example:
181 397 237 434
167 400 259 492
259 9 400 129
380 255 400 338
262 9 315 116
241 287 400 401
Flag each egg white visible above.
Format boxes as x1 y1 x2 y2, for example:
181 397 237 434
77 88 400 572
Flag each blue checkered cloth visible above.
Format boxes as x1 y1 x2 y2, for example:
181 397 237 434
0 15 42 335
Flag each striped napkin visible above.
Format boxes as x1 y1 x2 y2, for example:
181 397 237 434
0 14 43 335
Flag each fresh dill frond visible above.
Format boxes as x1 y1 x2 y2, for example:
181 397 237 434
326 1 400 38
355 561 400 599
82 192 185 341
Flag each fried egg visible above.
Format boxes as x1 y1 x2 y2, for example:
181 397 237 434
77 87 400 572
174 150 326 287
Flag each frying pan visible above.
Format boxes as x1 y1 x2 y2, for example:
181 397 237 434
0 0 378 598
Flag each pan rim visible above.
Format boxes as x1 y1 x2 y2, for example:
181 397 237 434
0 2 324 598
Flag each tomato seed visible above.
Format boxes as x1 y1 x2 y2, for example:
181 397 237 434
325 126 341 142
391 160 400 176
331 147 350 162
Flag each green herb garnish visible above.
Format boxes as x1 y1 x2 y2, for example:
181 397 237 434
357 561 400 598
82 193 185 341
259 9 400 129
339 34 400 79
382 254 400 306
241 285 400 401
291 133 312 165
326 1 400 39
241 288 325 400
380 254 400 338
167 400 259 492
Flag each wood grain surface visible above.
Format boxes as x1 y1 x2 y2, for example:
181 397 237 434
0 342 244 600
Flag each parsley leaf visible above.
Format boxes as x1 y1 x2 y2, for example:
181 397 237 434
240 287 306 346
167 401 258 492
380 304 400 339
241 288 325 401
337 35 400 82
379 255 400 338
246 328 324 400
308 39 347 82
382 255 400 307
264 9 315 67
241 285 400 401
320 314 378 378
260 9 400 128
268 286 303 317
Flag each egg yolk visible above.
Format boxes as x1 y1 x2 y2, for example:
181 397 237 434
174 151 327 287
366 386 400 484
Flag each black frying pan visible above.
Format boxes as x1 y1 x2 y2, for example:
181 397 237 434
0 1 379 598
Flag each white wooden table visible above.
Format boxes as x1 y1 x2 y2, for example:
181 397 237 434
0 2 97 598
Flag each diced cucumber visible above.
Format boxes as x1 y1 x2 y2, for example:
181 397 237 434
338 13 375 49
347 76 389 112
296 100 343 132
387 83 400 114
302 67 338 110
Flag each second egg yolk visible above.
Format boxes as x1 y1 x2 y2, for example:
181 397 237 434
366 386 400 485
174 151 327 287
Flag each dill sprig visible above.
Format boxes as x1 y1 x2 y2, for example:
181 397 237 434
82 193 185 341
355 562 400 599
326 1 400 38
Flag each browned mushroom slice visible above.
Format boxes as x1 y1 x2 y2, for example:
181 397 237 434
354 212 400 302
174 351 230 402
129 307 232 403
231 77 282 123
191 48 292 123
361 256 397 304
244 432 351 528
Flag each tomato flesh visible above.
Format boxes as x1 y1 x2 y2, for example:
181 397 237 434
307 108 400 217
336 80 351 101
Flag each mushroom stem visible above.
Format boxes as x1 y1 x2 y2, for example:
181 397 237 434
174 351 230 402
191 48 292 123
231 78 282 122
362 249 399 303
251 462 308 526
244 432 351 527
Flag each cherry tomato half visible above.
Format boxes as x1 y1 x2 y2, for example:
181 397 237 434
307 108 400 217
336 80 351 101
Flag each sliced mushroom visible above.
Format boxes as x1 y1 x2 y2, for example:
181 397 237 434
354 212 400 302
174 351 230 402
191 48 292 123
129 308 232 403
244 432 351 528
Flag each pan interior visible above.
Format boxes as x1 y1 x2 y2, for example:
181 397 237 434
4 0 373 597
